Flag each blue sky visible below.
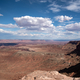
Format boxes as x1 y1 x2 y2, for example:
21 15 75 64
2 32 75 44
0 0 80 40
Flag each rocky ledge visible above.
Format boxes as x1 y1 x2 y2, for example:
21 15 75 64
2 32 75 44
20 70 80 80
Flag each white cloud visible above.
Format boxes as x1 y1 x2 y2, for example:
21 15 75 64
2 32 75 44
64 31 75 35
54 15 73 22
39 0 52 3
48 2 61 12
28 0 52 4
56 26 64 30
49 2 61 8
0 23 80 40
0 29 4 32
65 22 80 31
15 0 20 2
0 14 3 16
39 0 47 3
14 16 55 31
0 24 18 28
65 0 80 12
0 29 17 35
49 7 60 12
0 28 29 36
0 28 54 39
0 15 57 39
48 0 80 13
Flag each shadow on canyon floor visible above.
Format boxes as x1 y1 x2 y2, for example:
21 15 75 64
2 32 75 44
0 43 18 46
59 63 80 77
67 49 80 56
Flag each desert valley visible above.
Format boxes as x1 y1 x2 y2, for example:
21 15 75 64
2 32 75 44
1 0 80 80
0 40 80 80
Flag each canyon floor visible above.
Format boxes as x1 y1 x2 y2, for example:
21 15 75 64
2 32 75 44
0 40 80 80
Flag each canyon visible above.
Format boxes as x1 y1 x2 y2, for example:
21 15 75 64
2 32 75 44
0 40 80 80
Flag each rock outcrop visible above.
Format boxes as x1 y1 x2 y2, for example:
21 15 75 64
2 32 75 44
76 43 80 51
62 41 80 50
20 70 80 80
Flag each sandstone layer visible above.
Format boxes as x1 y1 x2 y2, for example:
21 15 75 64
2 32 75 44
20 70 80 80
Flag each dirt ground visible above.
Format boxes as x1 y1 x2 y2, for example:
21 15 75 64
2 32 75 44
0 40 80 80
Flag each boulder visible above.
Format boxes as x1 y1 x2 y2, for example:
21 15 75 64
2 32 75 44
20 70 80 80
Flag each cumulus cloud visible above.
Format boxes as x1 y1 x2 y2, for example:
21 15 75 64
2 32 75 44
14 16 55 31
54 15 73 22
0 24 18 28
0 15 57 39
65 0 80 12
65 22 80 31
0 14 3 16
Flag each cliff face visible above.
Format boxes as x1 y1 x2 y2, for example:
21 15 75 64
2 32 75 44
62 41 80 50
66 41 80 56
20 41 80 80
76 43 80 51
68 41 80 45
20 70 80 80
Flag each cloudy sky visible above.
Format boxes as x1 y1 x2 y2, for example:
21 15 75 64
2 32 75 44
0 0 80 40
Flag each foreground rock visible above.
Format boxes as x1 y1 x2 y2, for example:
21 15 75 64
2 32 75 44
20 70 80 80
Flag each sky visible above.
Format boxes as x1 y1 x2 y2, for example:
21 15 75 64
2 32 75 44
0 0 80 40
